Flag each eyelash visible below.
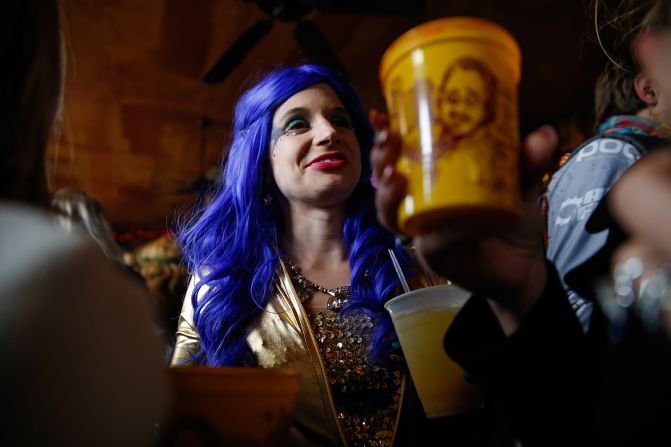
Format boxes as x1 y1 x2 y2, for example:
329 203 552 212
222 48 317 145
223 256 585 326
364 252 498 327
285 118 309 133
282 114 354 135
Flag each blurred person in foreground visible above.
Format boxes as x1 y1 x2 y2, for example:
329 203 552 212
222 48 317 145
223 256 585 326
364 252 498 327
172 64 497 446
370 0 671 445
0 1 167 446
609 11 671 332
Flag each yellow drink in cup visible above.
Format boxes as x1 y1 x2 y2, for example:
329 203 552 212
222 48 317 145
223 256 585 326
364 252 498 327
385 285 481 418
380 17 522 235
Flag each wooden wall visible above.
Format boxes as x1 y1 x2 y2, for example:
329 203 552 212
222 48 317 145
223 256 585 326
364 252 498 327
48 0 603 230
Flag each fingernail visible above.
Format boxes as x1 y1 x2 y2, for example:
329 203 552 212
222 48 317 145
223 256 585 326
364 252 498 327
370 174 379 189
381 165 394 182
375 129 388 146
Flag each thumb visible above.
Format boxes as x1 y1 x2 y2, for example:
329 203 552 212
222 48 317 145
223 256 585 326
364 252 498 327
520 125 558 192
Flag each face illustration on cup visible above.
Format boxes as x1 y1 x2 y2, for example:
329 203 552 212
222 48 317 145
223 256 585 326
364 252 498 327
384 284 481 418
380 17 522 236
437 58 496 141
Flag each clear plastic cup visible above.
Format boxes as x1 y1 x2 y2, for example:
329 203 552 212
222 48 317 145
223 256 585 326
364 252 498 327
385 284 481 417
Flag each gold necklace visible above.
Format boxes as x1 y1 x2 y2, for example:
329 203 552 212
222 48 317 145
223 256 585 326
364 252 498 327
281 256 351 311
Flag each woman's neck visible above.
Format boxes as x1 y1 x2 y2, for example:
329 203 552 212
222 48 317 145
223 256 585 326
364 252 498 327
280 202 352 310
281 203 348 267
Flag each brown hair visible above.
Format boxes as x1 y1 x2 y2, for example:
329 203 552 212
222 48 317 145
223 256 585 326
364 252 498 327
51 188 126 263
0 0 63 205
593 0 671 125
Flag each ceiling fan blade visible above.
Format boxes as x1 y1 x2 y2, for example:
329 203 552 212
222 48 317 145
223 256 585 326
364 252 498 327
256 0 313 21
314 0 427 16
202 19 273 84
294 20 349 79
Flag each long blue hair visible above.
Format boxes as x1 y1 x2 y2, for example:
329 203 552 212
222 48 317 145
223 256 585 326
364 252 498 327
179 64 413 366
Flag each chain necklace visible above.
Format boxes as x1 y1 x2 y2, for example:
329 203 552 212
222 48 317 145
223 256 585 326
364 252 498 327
281 256 351 311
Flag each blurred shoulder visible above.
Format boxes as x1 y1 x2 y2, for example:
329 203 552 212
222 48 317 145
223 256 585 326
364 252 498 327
0 202 89 281
0 202 150 321
0 204 167 446
0 201 75 247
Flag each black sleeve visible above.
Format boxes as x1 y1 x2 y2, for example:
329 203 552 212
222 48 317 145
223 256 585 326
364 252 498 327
444 263 595 447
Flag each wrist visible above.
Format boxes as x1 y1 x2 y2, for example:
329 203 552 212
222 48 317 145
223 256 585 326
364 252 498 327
487 256 548 335
519 255 548 314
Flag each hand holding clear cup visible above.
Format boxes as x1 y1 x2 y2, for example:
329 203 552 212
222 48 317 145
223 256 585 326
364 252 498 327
371 18 558 329
371 109 557 330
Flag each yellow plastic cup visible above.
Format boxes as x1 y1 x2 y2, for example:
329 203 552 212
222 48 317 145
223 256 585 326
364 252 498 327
380 17 522 235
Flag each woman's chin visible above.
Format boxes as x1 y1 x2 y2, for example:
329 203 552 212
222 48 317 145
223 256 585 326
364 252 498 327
304 186 358 210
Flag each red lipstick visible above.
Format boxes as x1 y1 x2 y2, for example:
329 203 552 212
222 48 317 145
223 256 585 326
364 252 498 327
307 152 347 170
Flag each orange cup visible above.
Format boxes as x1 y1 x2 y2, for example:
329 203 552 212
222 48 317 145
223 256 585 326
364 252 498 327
165 366 301 446
380 17 522 235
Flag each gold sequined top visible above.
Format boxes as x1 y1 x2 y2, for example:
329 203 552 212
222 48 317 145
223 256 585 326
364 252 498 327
171 260 434 447
308 308 404 447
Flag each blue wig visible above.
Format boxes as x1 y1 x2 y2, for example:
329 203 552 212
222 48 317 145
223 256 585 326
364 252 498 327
179 64 413 366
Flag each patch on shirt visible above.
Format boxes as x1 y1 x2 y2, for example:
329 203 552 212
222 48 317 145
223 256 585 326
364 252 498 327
554 187 605 226
571 138 638 163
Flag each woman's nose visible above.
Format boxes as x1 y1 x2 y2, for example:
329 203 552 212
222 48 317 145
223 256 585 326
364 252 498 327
315 119 339 146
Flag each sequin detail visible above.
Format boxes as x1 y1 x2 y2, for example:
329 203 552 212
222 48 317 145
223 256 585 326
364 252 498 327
309 309 404 447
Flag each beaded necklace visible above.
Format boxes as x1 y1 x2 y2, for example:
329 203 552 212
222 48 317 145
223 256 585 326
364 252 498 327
281 256 350 311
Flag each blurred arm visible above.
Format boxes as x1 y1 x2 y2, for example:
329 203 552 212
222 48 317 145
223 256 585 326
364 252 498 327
610 148 671 258
170 276 202 366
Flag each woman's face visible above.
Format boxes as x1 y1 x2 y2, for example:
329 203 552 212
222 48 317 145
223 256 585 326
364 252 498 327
269 83 361 209
439 67 488 138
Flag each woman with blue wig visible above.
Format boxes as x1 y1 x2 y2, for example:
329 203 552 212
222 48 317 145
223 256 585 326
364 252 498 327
171 64 445 446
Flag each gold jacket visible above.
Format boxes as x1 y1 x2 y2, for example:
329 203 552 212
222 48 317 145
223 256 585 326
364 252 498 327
172 261 434 446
